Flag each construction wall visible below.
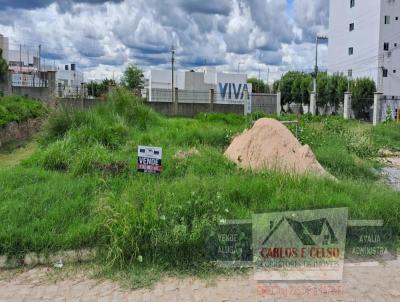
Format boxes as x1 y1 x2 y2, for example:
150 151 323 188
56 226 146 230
146 101 244 117
54 98 104 110
11 87 52 102
7 71 57 103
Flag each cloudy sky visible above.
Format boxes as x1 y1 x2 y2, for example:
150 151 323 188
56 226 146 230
0 0 329 81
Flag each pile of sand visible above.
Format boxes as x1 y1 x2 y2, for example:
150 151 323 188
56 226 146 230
224 118 330 177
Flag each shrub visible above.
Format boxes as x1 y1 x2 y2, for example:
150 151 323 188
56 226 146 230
351 78 376 119
107 87 159 129
0 95 47 128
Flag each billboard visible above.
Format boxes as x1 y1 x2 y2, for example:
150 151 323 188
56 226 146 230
215 73 252 105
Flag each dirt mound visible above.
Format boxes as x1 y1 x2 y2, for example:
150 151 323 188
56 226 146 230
224 118 330 177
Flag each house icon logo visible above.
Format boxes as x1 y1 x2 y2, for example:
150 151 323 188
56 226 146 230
262 217 338 246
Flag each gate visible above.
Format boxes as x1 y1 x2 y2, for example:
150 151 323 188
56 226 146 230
251 93 277 114
380 95 400 122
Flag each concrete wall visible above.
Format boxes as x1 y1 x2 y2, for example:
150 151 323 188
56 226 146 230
11 87 52 102
9 71 56 103
0 82 10 96
0 118 42 147
54 98 104 110
146 101 244 117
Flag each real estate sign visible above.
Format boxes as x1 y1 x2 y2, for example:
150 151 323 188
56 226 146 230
137 146 162 174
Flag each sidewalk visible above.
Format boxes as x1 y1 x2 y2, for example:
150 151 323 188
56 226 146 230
0 259 399 301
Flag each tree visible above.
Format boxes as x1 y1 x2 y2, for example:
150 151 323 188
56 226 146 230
351 78 376 119
121 64 144 92
272 80 280 93
290 76 302 104
88 79 116 97
300 75 312 105
332 74 348 111
0 49 8 83
280 71 303 105
247 77 269 93
316 72 329 108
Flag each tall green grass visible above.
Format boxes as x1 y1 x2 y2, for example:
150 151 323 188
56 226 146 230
371 121 400 151
0 95 47 128
0 90 399 272
0 167 102 255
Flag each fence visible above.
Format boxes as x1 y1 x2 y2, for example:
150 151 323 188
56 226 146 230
177 90 210 103
251 93 277 114
148 88 279 117
379 95 400 122
57 84 88 98
149 88 172 103
11 73 48 87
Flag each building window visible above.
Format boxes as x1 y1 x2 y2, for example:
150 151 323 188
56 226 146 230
349 23 355 31
348 69 353 78
384 42 390 51
348 47 354 55
385 16 391 24
350 0 355 8
396 17 399 21
395 43 398 47
394 70 397 74
383 69 388 77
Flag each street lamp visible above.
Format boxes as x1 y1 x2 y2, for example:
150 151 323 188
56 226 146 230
313 35 328 93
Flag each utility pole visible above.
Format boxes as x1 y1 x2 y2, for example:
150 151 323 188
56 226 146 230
171 46 175 103
310 35 328 115
237 62 243 73
313 36 328 94
19 44 22 74
38 44 41 73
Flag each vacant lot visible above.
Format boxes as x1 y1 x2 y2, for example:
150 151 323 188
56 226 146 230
0 89 399 285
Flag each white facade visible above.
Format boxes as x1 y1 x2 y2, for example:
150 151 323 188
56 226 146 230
149 67 251 104
56 64 85 97
328 0 400 96
57 69 84 87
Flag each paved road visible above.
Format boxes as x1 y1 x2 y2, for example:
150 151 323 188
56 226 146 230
0 259 399 301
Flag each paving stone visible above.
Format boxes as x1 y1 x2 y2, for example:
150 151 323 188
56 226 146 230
1 260 400 302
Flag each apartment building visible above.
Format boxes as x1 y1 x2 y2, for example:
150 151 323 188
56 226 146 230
328 0 400 96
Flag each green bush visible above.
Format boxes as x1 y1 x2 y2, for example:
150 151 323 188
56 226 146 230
0 95 47 128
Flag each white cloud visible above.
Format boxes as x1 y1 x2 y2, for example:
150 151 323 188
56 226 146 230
0 0 330 80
